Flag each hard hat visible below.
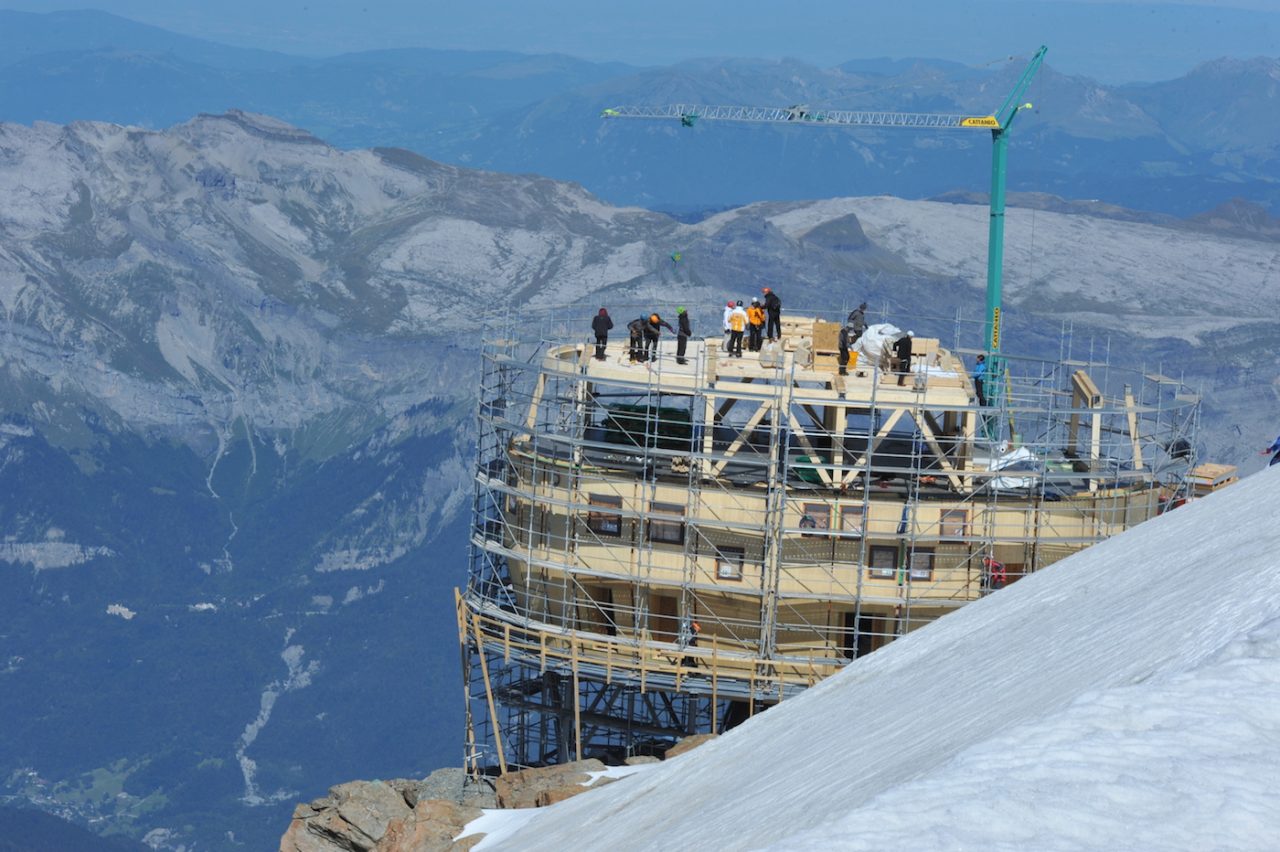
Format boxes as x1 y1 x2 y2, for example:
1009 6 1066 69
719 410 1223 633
736 300 744 306
906 330 915 337
762 287 772 293
677 306 686 314
650 314 660 324
727 301 734 307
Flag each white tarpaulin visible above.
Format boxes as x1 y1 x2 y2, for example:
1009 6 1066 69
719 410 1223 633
987 444 1039 490
854 322 901 366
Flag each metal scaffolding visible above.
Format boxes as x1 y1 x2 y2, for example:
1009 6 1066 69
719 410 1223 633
459 311 1203 773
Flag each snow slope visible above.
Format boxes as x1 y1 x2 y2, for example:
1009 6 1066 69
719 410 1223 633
480 468 1280 851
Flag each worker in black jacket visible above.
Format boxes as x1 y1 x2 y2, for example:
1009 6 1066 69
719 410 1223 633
893 331 914 386
643 313 675 361
762 287 782 341
847 302 868 342
627 317 647 363
838 324 853 376
591 308 613 360
675 307 692 365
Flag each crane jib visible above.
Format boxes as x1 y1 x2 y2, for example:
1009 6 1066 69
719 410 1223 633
600 45 1049 357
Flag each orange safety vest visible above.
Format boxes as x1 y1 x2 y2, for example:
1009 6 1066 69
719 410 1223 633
747 305 765 326
729 311 746 332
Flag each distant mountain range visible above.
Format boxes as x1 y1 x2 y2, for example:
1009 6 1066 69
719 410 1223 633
0 9 1277 218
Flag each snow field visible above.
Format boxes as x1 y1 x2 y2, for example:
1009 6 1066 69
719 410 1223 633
476 467 1280 851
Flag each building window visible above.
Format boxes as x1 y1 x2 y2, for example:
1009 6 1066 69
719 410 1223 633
715 546 745 580
647 502 686 544
940 509 968 539
587 494 622 537
799 503 831 537
868 545 897 579
907 549 934 581
839 505 864 538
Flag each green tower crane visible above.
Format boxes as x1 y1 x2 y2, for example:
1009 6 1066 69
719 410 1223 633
601 46 1048 362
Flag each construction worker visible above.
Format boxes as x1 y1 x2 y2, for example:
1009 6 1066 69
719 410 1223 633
643 313 675 360
591 308 613 361
972 354 988 405
847 302 868 342
982 555 1007 590
627 317 647 363
1262 433 1280 466
681 615 702 667
746 298 766 351
728 301 747 358
722 300 735 351
837 324 854 376
893 331 914 386
762 287 782 341
675 307 691 365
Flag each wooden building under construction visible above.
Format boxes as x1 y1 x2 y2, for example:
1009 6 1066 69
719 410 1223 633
459 314 1210 772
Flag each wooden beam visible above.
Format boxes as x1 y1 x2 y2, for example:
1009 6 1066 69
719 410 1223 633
1124 385 1144 470
524 373 547 431
842 408 905 485
711 400 770 475
831 404 847 469
571 637 583 762
959 409 975 491
470 610 508 775
915 415 963 490
787 409 834 487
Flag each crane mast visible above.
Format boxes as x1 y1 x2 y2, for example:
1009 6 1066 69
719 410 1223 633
602 46 1048 362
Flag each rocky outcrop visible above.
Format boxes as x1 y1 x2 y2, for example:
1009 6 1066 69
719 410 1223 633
281 769 495 852
378 800 486 852
492 759 611 809
282 740 727 850
663 732 718 760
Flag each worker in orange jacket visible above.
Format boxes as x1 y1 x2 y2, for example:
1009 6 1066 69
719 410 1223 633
746 298 766 351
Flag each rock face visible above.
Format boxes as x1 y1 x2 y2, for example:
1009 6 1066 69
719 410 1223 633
281 770 494 852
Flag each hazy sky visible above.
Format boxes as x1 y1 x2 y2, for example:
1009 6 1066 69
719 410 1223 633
2 0 1277 81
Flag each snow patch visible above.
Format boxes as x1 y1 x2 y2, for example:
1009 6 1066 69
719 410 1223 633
0 541 114 570
342 580 385 605
106 604 136 621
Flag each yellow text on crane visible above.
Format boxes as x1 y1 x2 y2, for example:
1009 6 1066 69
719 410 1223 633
960 116 1001 128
